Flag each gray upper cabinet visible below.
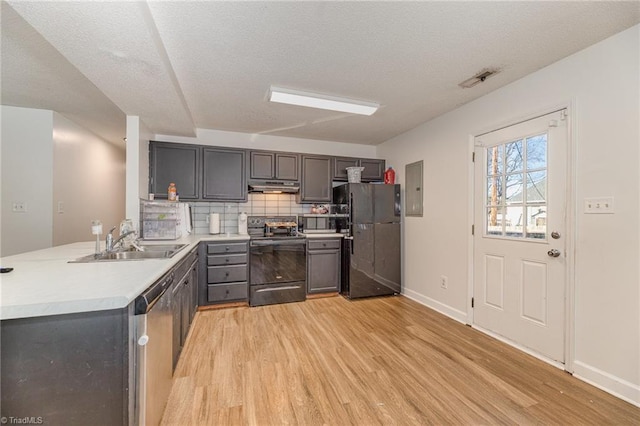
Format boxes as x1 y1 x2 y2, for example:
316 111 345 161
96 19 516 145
149 141 200 199
299 155 332 203
333 157 359 180
203 147 247 201
332 157 385 182
249 151 299 181
360 159 386 182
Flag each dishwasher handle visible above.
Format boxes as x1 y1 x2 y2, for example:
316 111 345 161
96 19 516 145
134 272 174 315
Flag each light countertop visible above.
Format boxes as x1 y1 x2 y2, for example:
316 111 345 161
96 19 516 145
302 232 345 239
0 234 249 321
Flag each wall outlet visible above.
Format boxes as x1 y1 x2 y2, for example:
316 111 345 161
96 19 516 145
440 275 448 289
12 202 27 213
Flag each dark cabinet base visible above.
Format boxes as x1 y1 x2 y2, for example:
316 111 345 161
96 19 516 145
1 308 133 425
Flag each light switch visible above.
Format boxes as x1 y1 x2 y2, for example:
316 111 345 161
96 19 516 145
57 201 64 214
584 197 614 214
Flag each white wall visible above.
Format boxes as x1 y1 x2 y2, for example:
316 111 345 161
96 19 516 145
378 25 640 405
1 106 54 256
52 113 125 245
155 128 378 158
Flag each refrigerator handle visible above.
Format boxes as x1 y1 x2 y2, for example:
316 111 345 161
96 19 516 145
395 187 401 216
349 193 354 226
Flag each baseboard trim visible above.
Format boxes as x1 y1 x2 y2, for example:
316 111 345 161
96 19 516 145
573 361 640 408
402 289 640 408
401 289 467 324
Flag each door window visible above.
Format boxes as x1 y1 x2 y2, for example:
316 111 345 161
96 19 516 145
485 133 547 240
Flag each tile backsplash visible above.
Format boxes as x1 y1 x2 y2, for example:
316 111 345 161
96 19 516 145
190 193 317 235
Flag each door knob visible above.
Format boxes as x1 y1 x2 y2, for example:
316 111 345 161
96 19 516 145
547 249 561 258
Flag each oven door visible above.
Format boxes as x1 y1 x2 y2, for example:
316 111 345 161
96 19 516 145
249 239 306 306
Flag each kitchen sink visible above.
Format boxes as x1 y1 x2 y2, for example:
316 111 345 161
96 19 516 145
70 243 188 263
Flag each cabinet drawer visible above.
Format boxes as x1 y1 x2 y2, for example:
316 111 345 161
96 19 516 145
308 239 341 250
207 253 247 266
207 243 247 255
208 265 247 283
207 283 247 302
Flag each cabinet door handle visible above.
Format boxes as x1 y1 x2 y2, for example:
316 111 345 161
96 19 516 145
225 246 230 252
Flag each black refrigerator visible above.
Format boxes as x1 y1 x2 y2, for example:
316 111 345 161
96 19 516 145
333 183 401 299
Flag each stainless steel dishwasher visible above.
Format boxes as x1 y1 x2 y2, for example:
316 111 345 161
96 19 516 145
134 271 174 426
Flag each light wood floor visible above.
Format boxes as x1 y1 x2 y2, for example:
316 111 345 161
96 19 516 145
162 295 640 425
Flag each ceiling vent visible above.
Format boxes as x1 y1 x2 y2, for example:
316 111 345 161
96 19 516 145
458 69 500 89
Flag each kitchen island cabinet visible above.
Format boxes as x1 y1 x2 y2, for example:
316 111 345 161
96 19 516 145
0 234 247 424
1 306 133 425
306 236 342 294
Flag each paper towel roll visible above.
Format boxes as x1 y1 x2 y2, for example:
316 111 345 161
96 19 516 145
209 213 220 234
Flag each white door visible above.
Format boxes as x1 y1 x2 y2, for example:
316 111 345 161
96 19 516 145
473 110 568 363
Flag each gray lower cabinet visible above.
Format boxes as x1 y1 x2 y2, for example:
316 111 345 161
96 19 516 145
299 155 332 203
307 238 341 294
203 147 247 201
171 247 199 370
199 241 249 305
149 141 201 199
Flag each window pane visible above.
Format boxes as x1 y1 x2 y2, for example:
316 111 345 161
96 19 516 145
526 205 547 239
526 171 546 202
504 205 524 238
505 173 524 203
486 176 503 206
505 139 524 173
486 145 503 176
486 206 505 236
526 134 547 170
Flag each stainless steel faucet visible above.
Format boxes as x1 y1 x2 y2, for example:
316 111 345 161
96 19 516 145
105 227 136 252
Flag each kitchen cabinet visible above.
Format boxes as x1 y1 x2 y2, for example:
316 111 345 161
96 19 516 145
299 155 332 203
199 241 249 305
203 147 247 201
1 307 132 425
149 141 201 199
307 238 341 294
250 151 299 181
333 157 386 182
171 247 198 370
150 142 248 201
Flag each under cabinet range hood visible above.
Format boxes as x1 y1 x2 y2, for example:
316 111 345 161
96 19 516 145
248 181 300 194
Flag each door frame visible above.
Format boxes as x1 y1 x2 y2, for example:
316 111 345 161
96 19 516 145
467 101 577 372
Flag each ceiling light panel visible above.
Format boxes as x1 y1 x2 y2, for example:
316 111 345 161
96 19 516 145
269 86 379 116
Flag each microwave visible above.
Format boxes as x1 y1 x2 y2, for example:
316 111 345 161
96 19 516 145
300 214 348 234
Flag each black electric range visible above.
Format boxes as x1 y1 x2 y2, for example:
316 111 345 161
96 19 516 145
247 216 306 306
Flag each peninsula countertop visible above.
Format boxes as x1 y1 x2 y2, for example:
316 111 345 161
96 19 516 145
0 234 249 320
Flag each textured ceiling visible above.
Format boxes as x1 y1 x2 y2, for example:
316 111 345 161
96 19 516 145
2 1 639 146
